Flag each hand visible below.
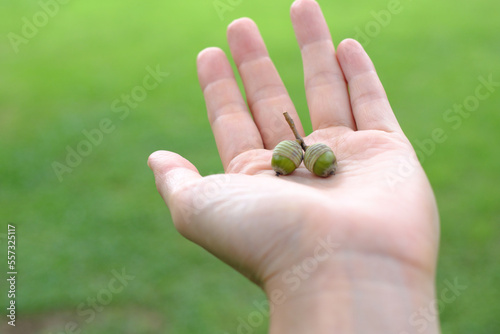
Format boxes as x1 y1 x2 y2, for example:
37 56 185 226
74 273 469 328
148 0 440 332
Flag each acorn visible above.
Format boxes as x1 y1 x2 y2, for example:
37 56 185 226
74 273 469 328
271 140 303 176
304 143 337 177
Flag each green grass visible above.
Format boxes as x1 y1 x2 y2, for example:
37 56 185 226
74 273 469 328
1 0 499 333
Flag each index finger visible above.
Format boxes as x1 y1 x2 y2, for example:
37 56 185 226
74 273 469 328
197 47 264 170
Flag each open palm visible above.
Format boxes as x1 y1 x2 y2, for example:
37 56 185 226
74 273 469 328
149 0 439 305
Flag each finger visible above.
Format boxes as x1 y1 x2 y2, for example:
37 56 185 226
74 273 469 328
227 18 304 149
147 150 202 208
291 0 355 130
197 47 264 170
336 39 402 133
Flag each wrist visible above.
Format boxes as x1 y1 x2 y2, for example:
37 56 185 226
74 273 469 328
264 251 440 334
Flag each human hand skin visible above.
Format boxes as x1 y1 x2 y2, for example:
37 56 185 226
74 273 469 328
148 0 441 333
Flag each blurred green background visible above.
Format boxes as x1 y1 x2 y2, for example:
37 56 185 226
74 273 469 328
1 0 499 333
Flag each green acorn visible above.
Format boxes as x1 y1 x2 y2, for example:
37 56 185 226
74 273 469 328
304 143 337 177
271 140 303 176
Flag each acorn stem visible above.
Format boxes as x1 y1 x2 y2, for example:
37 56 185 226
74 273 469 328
283 112 308 151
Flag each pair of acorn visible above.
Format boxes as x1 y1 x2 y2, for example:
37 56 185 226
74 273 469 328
271 112 337 178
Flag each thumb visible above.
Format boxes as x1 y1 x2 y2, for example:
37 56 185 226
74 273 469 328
147 150 202 207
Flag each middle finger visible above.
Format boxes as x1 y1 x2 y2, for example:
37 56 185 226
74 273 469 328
227 18 305 149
